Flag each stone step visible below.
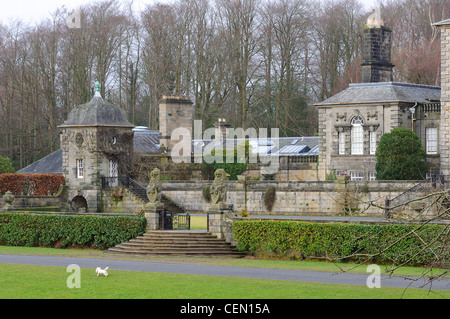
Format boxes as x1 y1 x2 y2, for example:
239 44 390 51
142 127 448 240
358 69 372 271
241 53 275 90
128 239 232 246
113 245 239 253
107 247 244 256
135 235 223 242
106 231 244 257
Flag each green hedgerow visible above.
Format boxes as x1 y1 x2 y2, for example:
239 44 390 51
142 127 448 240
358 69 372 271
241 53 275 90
233 220 449 267
0 213 146 250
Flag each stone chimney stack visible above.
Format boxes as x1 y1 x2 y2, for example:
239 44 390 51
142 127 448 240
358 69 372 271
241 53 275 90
361 8 394 83
215 118 230 141
434 19 450 174
159 96 193 152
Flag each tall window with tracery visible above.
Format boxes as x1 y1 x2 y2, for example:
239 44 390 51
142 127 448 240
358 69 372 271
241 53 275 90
351 116 364 155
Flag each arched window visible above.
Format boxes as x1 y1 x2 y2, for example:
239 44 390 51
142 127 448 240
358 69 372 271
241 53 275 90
351 116 364 155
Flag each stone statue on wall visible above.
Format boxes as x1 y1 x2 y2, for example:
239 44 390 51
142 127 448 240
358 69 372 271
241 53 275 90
146 168 162 205
209 169 229 210
2 191 14 211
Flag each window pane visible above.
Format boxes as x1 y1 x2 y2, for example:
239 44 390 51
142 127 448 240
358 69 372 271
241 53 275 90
351 125 364 155
339 132 345 155
350 171 364 181
370 132 376 155
426 128 438 154
77 159 83 178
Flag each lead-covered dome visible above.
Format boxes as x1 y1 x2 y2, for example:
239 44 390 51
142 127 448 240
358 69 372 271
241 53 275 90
59 82 133 128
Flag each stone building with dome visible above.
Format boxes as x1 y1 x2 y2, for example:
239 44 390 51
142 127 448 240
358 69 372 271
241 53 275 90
58 83 135 212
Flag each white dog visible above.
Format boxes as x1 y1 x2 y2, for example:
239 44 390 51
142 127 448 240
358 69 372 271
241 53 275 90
96 267 109 277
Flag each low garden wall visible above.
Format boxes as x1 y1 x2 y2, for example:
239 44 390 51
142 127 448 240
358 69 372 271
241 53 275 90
0 174 68 211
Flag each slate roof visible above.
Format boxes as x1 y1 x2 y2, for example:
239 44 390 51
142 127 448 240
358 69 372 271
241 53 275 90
133 126 161 155
59 96 134 128
19 149 63 174
314 82 441 106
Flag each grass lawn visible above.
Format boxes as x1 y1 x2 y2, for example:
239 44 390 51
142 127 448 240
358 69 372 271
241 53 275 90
190 214 207 230
0 263 449 299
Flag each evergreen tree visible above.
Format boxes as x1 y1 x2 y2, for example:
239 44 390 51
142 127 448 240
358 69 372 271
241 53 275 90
375 127 427 180
0 156 15 174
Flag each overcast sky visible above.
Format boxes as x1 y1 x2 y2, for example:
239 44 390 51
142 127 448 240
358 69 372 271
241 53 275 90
0 0 377 25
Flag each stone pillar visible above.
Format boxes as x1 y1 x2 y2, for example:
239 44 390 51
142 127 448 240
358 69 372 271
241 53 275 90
143 203 163 231
436 21 450 175
317 107 328 181
207 208 238 244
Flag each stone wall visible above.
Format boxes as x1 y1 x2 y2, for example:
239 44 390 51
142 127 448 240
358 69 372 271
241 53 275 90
0 186 69 211
160 179 418 217
101 188 146 213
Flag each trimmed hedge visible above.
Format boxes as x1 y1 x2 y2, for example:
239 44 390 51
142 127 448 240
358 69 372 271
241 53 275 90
0 213 146 250
0 174 65 196
233 220 450 267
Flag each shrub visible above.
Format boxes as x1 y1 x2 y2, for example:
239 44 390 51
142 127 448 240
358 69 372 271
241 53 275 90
263 186 276 212
202 185 211 203
0 213 146 250
0 174 65 196
201 142 250 180
233 220 449 267
0 156 15 174
375 128 427 180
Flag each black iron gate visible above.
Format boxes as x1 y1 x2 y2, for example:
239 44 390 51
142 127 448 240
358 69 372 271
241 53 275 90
160 210 190 230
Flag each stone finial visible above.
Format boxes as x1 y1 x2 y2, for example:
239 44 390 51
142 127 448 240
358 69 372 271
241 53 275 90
94 81 102 98
366 6 384 28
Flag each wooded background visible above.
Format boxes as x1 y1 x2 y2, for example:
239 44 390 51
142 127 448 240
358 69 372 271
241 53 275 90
0 0 448 170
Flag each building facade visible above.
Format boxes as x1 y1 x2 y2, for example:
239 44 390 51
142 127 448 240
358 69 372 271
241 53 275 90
315 12 442 181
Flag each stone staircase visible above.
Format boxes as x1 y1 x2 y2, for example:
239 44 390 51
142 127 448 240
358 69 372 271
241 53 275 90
125 177 186 214
106 231 245 257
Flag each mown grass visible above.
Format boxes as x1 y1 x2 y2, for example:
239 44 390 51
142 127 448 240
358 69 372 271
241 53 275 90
0 263 448 299
189 214 207 230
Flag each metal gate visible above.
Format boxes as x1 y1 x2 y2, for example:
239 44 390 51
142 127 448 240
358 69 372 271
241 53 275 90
160 210 190 230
